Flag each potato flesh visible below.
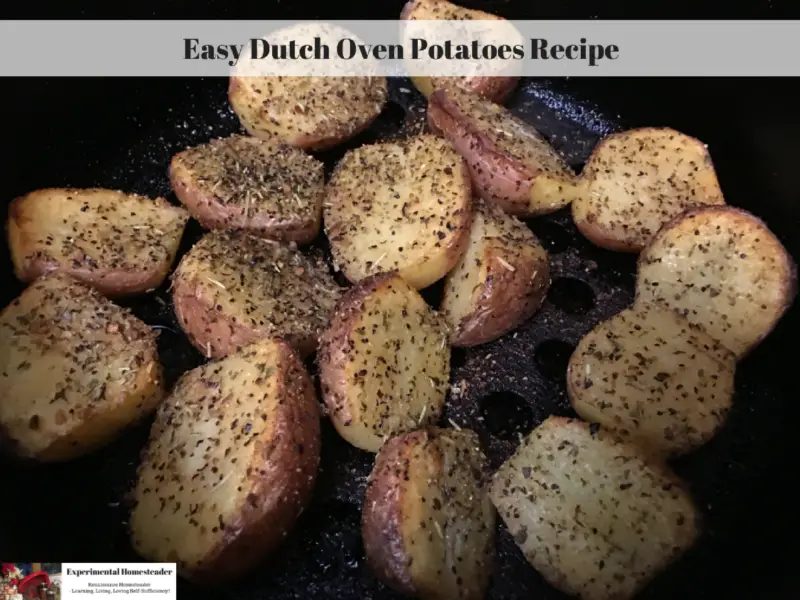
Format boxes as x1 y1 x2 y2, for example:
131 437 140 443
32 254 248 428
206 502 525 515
441 213 486 329
402 0 518 102
324 135 471 290
8 188 188 293
173 231 341 356
442 200 548 343
490 417 699 600
404 429 495 600
170 135 324 238
568 305 735 456
636 207 796 357
131 339 316 572
229 76 387 150
573 128 725 251
0 273 162 460
320 275 450 452
365 428 494 599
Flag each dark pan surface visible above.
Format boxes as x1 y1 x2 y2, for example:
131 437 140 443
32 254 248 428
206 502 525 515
1 73 799 599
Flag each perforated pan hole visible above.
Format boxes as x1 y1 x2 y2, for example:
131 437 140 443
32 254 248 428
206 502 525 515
479 391 535 440
534 339 575 382
547 277 596 313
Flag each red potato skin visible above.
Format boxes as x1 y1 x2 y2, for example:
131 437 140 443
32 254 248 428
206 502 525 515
636 205 798 359
428 93 535 216
228 78 382 152
451 247 550 347
317 272 398 438
361 429 421 595
462 76 518 104
169 340 320 583
169 162 321 245
171 276 317 360
574 217 642 253
399 0 417 20
8 197 175 296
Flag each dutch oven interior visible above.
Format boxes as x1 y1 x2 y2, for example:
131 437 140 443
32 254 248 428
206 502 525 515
1 1 799 599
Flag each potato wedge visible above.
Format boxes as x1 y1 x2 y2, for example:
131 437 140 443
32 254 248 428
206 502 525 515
400 0 519 103
130 338 320 583
363 427 495 600
318 273 450 452
572 128 726 252
0 273 163 462
441 199 549 346
490 416 700 600
324 134 472 290
229 76 388 151
567 305 735 457
636 206 797 358
170 135 324 244
428 87 578 217
7 188 188 296
172 231 341 359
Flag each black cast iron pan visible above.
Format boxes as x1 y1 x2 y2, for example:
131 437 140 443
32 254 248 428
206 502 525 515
1 2 799 599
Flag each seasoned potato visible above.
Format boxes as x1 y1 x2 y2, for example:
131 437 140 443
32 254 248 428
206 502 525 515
441 200 549 346
172 231 341 359
324 134 472 290
363 427 495 600
7 188 188 296
318 273 450 453
170 135 324 244
400 0 519 103
0 273 163 462
490 416 700 600
428 87 577 217
567 305 735 456
130 338 320 583
572 128 726 252
229 76 388 151
636 206 797 358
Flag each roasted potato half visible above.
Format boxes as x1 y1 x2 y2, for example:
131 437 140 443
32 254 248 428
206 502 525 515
428 87 577 217
400 0 519 103
318 273 450 453
8 188 188 296
363 427 495 600
491 416 700 600
0 273 163 462
441 200 549 346
170 135 324 244
130 338 320 583
572 128 726 252
636 206 797 358
567 304 735 457
324 134 472 290
229 76 388 151
172 231 341 359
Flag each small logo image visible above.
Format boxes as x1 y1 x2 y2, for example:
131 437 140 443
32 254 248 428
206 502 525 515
1 563 61 600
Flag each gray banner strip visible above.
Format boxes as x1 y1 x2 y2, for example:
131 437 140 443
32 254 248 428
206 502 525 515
0 20 797 77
